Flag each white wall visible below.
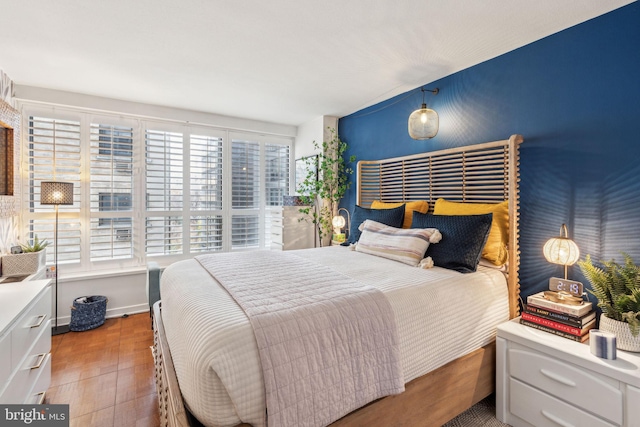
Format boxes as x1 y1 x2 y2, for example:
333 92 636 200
295 115 337 158
14 85 298 138
57 269 148 326
294 116 338 247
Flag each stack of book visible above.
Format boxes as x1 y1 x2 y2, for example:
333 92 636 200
521 291 595 342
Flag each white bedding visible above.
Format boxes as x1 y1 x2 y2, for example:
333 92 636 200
160 246 509 427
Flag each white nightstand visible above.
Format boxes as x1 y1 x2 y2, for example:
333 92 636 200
497 317 640 427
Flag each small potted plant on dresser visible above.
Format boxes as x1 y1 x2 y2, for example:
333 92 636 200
578 253 640 352
1 235 49 277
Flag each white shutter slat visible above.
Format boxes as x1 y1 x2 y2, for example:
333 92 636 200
25 116 81 265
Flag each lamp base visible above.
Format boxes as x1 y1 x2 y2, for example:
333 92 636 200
52 324 70 336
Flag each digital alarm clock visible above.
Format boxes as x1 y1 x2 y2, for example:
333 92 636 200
548 277 584 297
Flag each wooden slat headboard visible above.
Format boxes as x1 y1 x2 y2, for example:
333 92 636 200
356 134 523 318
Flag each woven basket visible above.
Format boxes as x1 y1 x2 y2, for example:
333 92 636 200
69 295 108 332
1 249 46 276
599 315 640 353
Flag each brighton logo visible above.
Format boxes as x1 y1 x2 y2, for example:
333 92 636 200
0 405 69 427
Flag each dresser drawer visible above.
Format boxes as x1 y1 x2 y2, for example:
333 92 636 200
510 378 616 427
0 332 10 387
271 225 283 244
0 319 51 404
271 216 283 227
11 286 52 373
25 352 52 405
271 207 283 226
508 345 622 424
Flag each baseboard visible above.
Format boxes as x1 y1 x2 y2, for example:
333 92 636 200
55 303 150 326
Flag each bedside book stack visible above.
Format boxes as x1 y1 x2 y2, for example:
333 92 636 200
521 291 595 342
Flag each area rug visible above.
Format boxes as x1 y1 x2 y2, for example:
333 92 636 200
442 395 511 427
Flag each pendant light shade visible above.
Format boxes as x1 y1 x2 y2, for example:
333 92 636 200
408 87 439 140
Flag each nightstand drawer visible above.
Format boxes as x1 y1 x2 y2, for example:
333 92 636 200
509 344 622 424
510 378 616 427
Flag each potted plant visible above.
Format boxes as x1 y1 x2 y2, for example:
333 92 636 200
578 253 640 352
1 235 49 277
297 128 356 246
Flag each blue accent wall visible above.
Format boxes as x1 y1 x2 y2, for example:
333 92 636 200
338 3 640 300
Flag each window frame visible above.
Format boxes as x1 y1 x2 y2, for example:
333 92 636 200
18 103 295 273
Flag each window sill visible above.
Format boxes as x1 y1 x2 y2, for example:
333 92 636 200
59 266 147 283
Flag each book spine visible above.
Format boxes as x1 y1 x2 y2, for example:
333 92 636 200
523 305 584 327
521 312 582 335
526 296 586 317
519 319 585 342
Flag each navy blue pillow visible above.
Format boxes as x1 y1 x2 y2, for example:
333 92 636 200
346 204 405 245
411 212 493 273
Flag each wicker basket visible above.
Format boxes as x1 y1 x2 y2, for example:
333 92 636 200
1 249 46 276
599 315 640 353
69 295 108 332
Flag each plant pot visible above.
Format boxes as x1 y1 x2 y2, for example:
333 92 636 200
1 249 46 277
599 315 640 353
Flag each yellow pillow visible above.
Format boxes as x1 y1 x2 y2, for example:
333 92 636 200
433 198 509 266
371 200 429 229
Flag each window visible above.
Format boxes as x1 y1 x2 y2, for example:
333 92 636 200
190 134 223 253
91 123 134 261
145 129 184 256
21 106 293 272
23 116 82 265
231 139 260 249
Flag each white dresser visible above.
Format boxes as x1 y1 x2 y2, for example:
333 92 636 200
497 317 640 427
0 279 52 404
270 206 316 250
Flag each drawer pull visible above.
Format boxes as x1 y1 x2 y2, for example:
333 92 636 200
34 391 46 404
541 409 575 427
29 353 47 370
29 314 46 328
540 368 576 387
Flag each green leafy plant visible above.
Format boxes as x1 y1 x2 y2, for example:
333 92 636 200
20 234 50 253
297 128 356 245
578 253 640 336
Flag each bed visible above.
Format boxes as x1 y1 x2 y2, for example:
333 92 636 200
153 134 523 427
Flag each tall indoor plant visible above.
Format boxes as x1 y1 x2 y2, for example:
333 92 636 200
578 253 640 351
297 128 355 246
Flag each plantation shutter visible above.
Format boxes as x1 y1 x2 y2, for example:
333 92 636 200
89 123 134 261
189 134 223 252
24 116 82 264
264 143 290 248
145 129 184 255
231 139 260 249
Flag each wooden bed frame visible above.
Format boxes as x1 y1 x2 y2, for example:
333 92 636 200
153 134 523 427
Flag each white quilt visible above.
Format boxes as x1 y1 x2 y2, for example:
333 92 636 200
161 246 509 427
195 251 404 427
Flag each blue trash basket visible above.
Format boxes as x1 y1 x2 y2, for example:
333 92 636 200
69 295 108 331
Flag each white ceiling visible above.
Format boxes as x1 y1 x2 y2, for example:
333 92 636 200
0 0 634 126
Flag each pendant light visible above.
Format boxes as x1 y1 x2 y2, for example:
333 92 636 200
408 87 439 140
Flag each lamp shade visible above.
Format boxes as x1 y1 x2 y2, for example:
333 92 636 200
408 104 439 140
332 215 346 230
40 182 74 205
543 224 580 266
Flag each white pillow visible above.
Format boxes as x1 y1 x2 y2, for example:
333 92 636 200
355 220 441 266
